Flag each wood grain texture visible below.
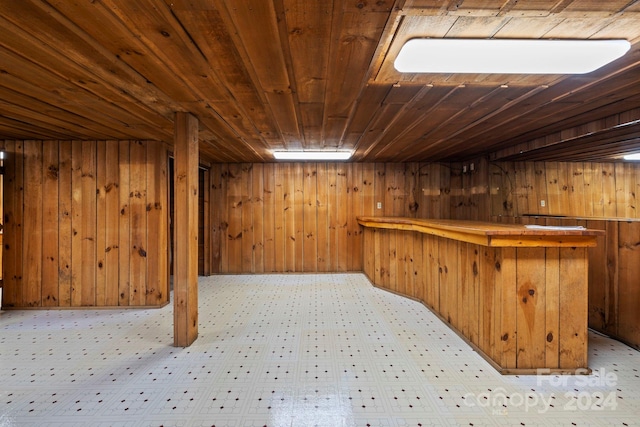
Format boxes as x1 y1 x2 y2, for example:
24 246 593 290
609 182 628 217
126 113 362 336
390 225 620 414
173 112 199 347
360 219 592 372
2 140 168 309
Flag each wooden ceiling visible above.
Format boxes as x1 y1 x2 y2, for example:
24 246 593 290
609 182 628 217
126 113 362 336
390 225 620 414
1 0 640 163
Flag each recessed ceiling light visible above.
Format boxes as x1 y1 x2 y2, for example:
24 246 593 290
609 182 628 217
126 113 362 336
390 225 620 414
394 38 631 74
272 151 352 161
623 153 640 161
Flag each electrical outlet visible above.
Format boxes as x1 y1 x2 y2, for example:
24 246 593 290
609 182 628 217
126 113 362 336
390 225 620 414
540 200 546 207
377 202 382 209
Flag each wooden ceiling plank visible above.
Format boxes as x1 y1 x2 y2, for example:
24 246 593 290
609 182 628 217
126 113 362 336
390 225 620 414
341 84 392 151
283 0 334 104
0 101 115 141
4 1 182 119
323 7 390 147
169 7 283 148
0 120 73 141
0 21 177 140
397 86 534 161
0 51 173 140
222 0 290 91
95 0 262 135
399 85 549 161
363 85 460 160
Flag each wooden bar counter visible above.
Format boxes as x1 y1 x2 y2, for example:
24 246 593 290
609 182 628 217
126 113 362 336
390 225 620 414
357 216 605 375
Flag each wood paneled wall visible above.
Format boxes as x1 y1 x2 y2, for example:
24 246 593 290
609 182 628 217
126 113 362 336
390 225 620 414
490 161 640 351
2 140 169 308
208 162 461 273
490 161 640 219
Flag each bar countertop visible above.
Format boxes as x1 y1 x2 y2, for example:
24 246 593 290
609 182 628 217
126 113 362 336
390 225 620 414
356 216 605 248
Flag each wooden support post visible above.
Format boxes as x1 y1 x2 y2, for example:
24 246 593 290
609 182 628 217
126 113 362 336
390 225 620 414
174 112 199 347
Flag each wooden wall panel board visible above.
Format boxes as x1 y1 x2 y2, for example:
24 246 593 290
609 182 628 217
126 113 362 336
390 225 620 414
559 247 589 369
515 247 547 369
424 233 437 310
617 222 640 349
381 229 391 289
443 238 459 327
604 221 619 338
458 243 470 338
42 140 60 306
387 228 397 292
146 142 166 304
336 163 348 272
129 141 146 306
274 163 286 272
544 247 560 369
57 141 72 307
80 141 98 306
374 229 382 285
362 163 378 201
293 163 304 271
241 164 254 272
326 162 337 271
395 229 405 294
480 247 498 360
262 163 275 272
467 245 480 346
219 164 230 273
569 162 586 217
499 248 517 369
412 232 423 302
95 141 107 306
252 163 265 273
303 163 317 272
209 164 223 273
362 228 373 279
158 143 169 303
582 162 596 217
348 163 363 271
284 164 296 272
202 168 211 276
614 162 627 218
316 163 329 272
70 141 84 306
118 141 131 306
2 141 22 307
227 163 243 273
23 141 43 307
282 164 296 272
586 220 607 330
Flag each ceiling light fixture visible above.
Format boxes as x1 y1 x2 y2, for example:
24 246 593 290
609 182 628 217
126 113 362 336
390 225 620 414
272 151 352 161
394 38 631 74
623 153 640 161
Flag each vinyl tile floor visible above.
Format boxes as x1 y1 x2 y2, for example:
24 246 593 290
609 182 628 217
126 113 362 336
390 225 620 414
1 274 639 427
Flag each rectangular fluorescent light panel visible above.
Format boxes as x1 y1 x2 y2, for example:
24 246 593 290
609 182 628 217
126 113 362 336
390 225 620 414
272 151 352 161
624 153 640 161
394 39 630 74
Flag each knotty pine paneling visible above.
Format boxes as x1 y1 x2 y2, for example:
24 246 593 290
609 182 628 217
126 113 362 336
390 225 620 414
490 161 640 351
490 161 640 219
494 216 640 352
1 140 169 309
361 226 590 372
208 162 454 274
